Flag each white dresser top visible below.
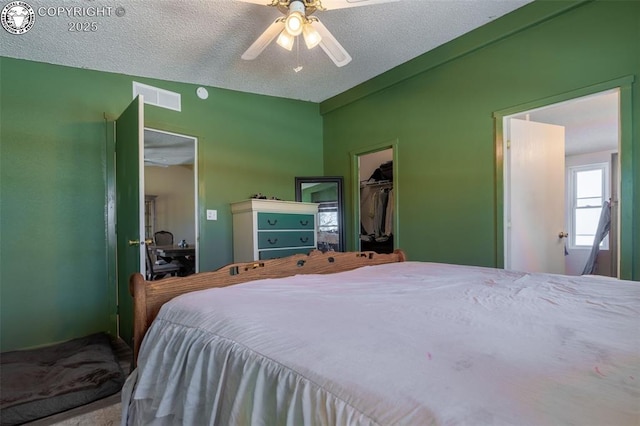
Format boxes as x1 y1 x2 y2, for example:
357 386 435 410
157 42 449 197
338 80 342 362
231 199 318 214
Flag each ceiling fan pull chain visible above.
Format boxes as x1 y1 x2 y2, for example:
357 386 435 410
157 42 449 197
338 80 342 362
294 35 303 72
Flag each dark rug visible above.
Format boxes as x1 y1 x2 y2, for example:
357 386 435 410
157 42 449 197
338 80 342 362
0 333 125 426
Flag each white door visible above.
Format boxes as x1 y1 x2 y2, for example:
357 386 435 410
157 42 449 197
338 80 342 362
505 118 566 274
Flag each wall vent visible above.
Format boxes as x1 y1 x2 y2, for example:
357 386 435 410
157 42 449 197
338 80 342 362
133 82 181 112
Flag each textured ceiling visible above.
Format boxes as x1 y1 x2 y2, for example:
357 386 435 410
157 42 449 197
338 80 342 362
0 0 533 103
144 129 196 166
513 90 619 157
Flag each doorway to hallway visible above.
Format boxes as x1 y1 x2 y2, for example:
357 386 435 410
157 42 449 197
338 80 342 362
502 89 620 277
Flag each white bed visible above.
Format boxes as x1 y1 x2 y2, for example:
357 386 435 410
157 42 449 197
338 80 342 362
122 255 640 425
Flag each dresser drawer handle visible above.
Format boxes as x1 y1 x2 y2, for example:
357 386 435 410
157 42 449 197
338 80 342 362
299 220 309 226
267 238 278 245
267 219 278 226
300 237 309 243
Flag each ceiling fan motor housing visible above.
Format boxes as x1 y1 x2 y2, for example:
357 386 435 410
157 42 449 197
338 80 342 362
276 0 319 15
289 0 306 12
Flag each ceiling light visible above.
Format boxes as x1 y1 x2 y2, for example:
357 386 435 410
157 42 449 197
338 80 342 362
276 29 295 51
284 0 305 36
302 23 321 49
285 12 304 36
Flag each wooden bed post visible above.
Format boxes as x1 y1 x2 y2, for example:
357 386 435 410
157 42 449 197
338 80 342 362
129 273 148 367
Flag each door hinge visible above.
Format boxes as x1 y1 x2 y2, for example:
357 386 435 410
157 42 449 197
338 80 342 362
506 139 511 149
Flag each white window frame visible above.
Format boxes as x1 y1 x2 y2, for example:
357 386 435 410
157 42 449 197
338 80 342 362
568 162 609 250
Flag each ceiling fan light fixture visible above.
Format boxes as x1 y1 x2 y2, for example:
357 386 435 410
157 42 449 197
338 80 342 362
285 11 304 36
276 29 295 51
239 0 356 67
302 23 321 49
284 0 306 36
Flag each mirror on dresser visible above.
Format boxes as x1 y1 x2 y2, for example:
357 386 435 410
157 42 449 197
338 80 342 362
295 176 345 252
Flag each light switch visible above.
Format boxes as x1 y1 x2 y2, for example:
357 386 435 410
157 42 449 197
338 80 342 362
206 209 217 221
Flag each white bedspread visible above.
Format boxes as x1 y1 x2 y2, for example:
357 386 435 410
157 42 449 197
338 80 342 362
123 262 640 425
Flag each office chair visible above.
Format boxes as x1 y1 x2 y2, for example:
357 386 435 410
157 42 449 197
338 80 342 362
154 230 174 263
145 244 180 280
154 230 174 246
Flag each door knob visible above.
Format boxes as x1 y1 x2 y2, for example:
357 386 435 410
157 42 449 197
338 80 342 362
128 239 153 246
558 232 569 239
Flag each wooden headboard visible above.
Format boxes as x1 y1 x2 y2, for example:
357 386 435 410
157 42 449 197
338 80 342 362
129 249 406 364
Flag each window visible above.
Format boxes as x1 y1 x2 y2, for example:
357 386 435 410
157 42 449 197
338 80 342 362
568 163 609 249
317 202 339 233
144 195 157 240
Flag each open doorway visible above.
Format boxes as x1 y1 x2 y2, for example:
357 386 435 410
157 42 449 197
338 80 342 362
353 144 397 253
503 89 619 277
144 128 198 275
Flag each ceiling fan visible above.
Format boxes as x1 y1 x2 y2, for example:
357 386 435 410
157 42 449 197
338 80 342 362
238 0 398 67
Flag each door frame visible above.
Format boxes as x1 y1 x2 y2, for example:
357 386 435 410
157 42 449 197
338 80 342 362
105 116 200 337
105 114 117 336
144 126 199 272
493 76 634 279
350 139 399 252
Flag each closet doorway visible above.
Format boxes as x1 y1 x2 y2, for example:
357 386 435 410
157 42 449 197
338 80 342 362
352 142 398 253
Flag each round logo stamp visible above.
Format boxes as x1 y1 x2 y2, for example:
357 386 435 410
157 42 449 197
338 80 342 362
1 1 35 34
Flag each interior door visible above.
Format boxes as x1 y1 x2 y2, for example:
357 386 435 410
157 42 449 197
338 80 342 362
506 118 565 274
115 96 145 346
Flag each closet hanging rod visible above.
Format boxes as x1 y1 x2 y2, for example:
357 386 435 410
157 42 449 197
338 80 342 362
360 180 392 188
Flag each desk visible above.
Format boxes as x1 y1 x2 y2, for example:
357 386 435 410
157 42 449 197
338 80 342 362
155 245 195 258
155 245 196 276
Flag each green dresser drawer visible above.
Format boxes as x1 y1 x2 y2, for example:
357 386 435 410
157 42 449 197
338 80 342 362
258 231 315 249
257 213 315 230
259 247 314 260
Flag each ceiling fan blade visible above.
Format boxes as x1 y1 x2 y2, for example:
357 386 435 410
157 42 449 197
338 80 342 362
318 0 399 11
311 19 352 67
242 18 285 60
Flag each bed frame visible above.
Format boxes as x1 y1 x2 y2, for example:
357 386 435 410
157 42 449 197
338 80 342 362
129 249 407 363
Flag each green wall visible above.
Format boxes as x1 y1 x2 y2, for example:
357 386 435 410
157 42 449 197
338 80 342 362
321 0 639 278
301 182 338 203
0 59 322 351
1 0 638 352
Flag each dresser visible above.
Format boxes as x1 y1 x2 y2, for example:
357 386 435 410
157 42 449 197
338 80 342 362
231 199 318 262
